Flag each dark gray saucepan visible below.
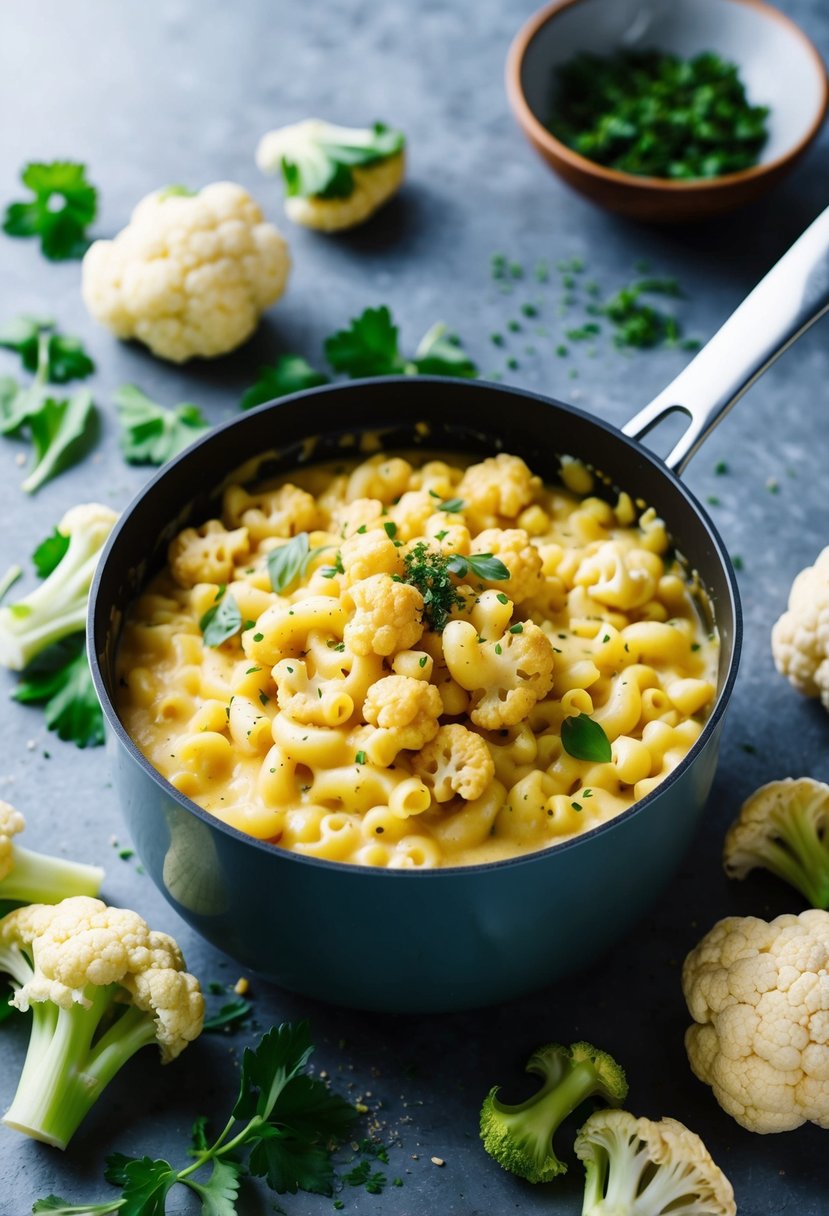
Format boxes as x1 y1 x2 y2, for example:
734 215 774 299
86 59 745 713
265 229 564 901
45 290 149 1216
89 208 829 1012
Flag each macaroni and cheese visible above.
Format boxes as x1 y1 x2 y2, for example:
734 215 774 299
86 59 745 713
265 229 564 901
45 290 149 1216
116 450 719 869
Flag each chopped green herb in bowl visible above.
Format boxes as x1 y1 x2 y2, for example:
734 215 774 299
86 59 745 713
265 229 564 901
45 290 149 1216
547 49 769 180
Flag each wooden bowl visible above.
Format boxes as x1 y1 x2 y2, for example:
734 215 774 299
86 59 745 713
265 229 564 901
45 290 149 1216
506 0 829 222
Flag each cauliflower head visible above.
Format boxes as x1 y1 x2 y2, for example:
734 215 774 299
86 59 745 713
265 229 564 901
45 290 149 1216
457 453 540 527
443 618 554 729
411 724 494 802
0 801 24 882
256 119 405 232
723 777 829 909
362 674 442 762
82 182 291 362
771 547 829 708
169 520 250 589
343 574 424 657
575 1109 736 1216
682 909 829 1132
7 896 203 1059
473 528 543 603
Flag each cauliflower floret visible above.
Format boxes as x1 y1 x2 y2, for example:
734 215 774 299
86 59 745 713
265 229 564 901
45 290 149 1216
82 182 290 362
723 777 829 908
574 542 661 610
772 547 829 708
346 455 412 504
575 1109 735 1216
0 896 203 1149
0 801 24 881
362 674 442 761
389 491 438 541
256 119 405 232
443 618 554 729
329 497 385 539
682 909 829 1132
343 574 424 657
411 724 494 802
222 483 321 541
273 657 354 727
340 529 403 586
473 528 543 603
457 454 540 527
168 520 250 588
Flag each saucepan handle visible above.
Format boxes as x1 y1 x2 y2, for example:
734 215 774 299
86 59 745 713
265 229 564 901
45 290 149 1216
622 205 829 475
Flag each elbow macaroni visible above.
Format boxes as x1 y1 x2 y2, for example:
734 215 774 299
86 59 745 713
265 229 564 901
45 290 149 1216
116 451 719 869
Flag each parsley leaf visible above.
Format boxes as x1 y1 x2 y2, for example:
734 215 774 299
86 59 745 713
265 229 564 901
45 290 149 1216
204 997 252 1032
32 527 70 578
114 384 209 465
240 355 329 410
270 121 405 200
200 589 243 648
561 712 612 763
3 161 97 259
0 316 94 383
20 390 96 494
35 1020 357 1215
324 305 477 380
182 1159 240 1216
12 634 104 748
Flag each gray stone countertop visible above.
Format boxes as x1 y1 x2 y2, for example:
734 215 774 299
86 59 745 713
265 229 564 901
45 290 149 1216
1 0 828 1212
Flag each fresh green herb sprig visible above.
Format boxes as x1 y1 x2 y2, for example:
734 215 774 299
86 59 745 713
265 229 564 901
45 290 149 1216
0 317 96 493
561 713 612 763
203 997 253 1033
548 49 769 179
267 532 336 593
200 587 243 648
114 385 210 465
34 1021 358 1215
240 355 330 410
325 307 477 380
3 161 98 259
13 633 103 748
401 541 466 633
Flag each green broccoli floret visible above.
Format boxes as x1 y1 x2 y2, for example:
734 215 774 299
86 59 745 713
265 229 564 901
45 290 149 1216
480 1041 628 1183
0 801 103 906
575 1109 736 1215
0 897 203 1149
0 501 116 671
723 777 829 908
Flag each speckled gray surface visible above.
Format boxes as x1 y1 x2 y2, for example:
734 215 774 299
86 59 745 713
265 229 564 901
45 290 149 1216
1 0 829 1212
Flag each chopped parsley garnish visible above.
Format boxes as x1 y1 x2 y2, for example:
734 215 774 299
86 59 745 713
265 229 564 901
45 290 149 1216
438 497 465 514
418 655 428 668
496 592 510 604
508 622 523 634
355 751 367 765
402 541 465 633
548 50 768 179
383 521 398 539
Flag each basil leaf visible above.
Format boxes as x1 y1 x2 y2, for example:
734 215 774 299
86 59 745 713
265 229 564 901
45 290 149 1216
200 589 243 647
466 554 510 581
267 533 310 593
561 713 612 763
438 497 464 513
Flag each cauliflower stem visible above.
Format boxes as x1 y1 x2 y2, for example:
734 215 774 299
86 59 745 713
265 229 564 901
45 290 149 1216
0 503 117 671
5 980 160 1149
0 802 103 906
480 1042 628 1183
